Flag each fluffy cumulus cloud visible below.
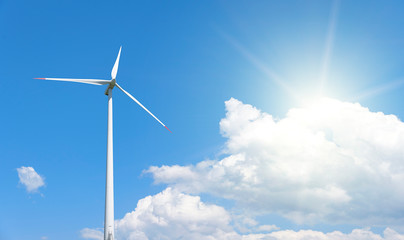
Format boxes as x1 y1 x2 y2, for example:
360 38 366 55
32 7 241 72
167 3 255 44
81 188 404 240
115 187 239 240
82 188 240 240
245 228 404 240
17 166 45 193
82 98 404 239
80 228 103 240
147 98 404 226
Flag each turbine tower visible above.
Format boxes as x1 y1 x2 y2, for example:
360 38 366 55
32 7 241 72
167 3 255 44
35 47 170 240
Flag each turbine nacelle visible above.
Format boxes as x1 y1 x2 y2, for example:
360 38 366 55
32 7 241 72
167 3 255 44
105 79 116 95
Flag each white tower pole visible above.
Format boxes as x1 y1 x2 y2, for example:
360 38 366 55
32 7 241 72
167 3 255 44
104 87 114 240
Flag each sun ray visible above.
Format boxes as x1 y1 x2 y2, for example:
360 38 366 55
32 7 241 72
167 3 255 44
218 30 298 101
319 0 340 94
352 78 404 101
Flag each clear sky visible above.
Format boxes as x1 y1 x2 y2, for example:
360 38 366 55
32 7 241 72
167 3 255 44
2 0 404 239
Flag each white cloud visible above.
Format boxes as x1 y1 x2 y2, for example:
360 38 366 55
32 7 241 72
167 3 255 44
82 97 404 239
80 228 103 240
256 225 280 232
245 227 404 240
17 166 45 193
81 188 404 240
114 187 239 240
147 98 404 226
82 188 239 239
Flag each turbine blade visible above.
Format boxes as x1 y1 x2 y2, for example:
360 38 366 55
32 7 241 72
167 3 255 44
111 46 122 80
34 78 111 85
115 83 171 132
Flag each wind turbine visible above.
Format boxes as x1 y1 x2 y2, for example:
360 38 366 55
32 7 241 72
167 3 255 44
35 47 171 240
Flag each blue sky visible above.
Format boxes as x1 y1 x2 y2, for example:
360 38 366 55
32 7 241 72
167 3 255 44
2 0 404 239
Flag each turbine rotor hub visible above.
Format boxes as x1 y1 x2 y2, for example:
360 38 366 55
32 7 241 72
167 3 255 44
105 79 116 95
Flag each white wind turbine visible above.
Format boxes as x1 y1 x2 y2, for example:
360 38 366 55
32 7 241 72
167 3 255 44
35 47 171 240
